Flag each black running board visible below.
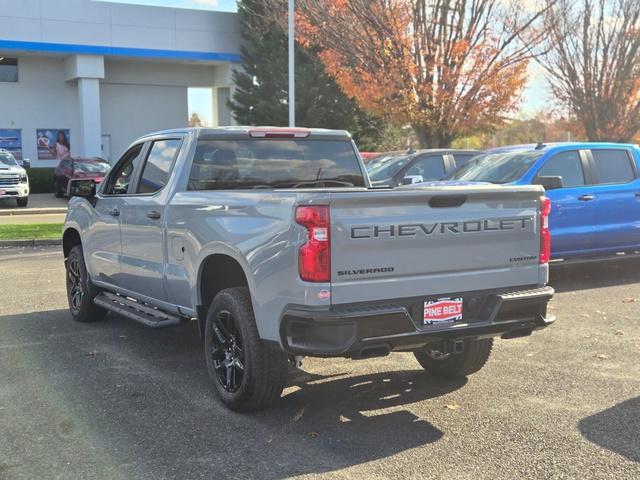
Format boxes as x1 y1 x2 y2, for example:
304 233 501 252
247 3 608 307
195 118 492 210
94 291 184 328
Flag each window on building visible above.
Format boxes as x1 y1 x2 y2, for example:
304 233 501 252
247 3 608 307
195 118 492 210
591 149 636 184
0 58 18 82
137 139 181 194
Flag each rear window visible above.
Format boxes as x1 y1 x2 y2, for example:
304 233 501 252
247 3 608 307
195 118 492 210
451 151 542 184
187 139 364 190
591 149 636 184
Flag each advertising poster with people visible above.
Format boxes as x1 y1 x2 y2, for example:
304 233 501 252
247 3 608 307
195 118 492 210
37 129 71 160
0 129 23 160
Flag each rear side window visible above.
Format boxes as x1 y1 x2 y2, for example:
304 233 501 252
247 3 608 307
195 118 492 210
137 139 180 194
537 151 585 187
591 149 636 184
188 139 364 190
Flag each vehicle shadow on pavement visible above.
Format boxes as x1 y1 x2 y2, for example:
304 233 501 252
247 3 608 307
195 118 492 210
0 309 467 479
549 257 640 293
578 397 640 463
249 369 467 476
0 310 466 479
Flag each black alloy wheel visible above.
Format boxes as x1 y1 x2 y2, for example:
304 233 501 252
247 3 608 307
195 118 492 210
66 255 84 314
210 309 245 393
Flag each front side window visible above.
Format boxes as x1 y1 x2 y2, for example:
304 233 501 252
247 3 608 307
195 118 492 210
451 151 543 184
591 149 636 184
368 154 412 181
537 151 585 188
105 145 144 195
188 139 364 190
137 139 181 194
405 155 445 181
0 58 18 82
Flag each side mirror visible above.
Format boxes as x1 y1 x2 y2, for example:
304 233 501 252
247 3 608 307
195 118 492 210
402 175 424 185
68 178 96 198
534 175 564 191
21 158 31 169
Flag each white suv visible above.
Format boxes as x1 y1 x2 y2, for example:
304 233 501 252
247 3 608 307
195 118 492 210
0 149 29 207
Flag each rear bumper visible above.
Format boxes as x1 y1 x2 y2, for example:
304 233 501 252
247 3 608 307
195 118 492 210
280 286 555 357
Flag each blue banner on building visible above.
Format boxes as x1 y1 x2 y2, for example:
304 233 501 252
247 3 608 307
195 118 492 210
0 129 22 160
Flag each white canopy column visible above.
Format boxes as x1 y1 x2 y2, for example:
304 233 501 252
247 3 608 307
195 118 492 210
65 55 105 158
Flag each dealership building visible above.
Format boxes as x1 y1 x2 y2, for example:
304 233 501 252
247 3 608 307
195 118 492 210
0 0 240 167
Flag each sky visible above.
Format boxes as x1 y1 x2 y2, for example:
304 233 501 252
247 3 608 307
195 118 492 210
519 63 553 118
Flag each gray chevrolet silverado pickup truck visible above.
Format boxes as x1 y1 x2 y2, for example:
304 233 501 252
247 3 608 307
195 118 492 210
62 126 554 411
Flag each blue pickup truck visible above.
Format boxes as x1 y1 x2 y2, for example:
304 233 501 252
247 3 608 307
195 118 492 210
447 143 640 261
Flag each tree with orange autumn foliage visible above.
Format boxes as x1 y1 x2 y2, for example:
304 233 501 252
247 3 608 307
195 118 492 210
278 0 552 148
541 0 640 142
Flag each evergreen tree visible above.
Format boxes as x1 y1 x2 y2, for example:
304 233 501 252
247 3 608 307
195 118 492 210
230 0 385 150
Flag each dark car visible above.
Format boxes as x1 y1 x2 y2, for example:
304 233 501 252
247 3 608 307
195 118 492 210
53 157 111 197
366 149 480 187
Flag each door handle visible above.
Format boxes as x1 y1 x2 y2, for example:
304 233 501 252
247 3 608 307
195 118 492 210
147 210 161 220
635 192 640 198
578 194 594 202
107 207 120 217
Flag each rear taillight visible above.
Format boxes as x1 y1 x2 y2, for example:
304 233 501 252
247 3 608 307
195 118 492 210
295 205 330 282
540 196 551 264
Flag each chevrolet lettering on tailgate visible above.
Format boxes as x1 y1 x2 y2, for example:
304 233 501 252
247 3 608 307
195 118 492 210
350 217 533 239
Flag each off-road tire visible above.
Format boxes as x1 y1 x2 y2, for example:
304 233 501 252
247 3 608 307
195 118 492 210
414 338 494 379
16 197 28 207
65 245 107 323
204 287 289 412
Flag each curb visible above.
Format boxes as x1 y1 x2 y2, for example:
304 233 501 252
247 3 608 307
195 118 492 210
0 208 68 216
0 238 62 247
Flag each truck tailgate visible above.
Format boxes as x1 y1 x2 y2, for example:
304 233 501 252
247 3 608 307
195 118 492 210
329 185 545 305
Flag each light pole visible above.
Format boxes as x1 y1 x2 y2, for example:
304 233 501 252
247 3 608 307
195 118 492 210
288 0 295 127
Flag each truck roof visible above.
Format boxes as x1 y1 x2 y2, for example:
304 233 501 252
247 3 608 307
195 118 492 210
487 142 639 154
140 126 352 140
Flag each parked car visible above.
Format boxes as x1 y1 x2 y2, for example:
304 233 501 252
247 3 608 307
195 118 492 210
367 149 480 187
446 142 640 261
53 157 111 198
62 127 553 411
359 151 381 162
0 148 30 207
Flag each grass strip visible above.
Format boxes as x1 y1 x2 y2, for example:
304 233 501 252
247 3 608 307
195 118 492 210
0 223 63 241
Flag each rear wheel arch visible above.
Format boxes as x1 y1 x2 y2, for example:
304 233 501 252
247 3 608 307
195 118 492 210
197 254 251 338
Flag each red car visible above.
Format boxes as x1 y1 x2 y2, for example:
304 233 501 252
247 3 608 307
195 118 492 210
53 157 111 197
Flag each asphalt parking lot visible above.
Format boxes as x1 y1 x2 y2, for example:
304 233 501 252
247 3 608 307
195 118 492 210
1 247 639 480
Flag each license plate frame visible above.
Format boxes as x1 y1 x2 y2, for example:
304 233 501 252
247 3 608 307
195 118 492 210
423 297 463 325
